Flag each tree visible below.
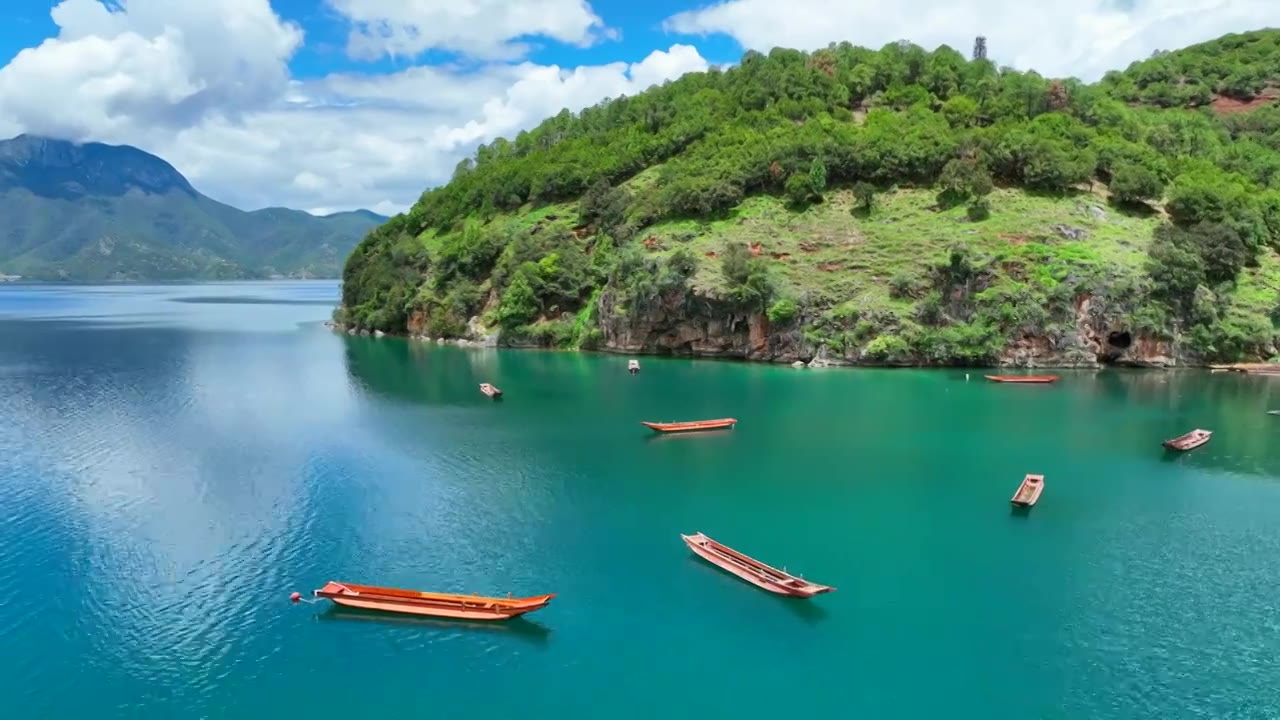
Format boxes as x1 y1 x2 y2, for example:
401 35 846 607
941 94 979 128
497 271 539 329
938 158 993 206
852 181 876 213
1190 222 1247 284
1109 165 1165 205
785 173 813 205
967 197 992 221
808 158 828 196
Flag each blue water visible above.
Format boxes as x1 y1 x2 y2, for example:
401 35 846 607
3 281 1280 718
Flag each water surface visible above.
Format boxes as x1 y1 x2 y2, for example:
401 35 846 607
2 282 1279 718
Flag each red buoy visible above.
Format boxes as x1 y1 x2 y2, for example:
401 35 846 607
290 592 301 603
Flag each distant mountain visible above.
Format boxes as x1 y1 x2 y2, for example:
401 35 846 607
0 135 387 280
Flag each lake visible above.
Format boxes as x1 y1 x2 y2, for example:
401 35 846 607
2 281 1280 718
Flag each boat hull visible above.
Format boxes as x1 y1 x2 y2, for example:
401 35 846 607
325 595 546 620
313 582 553 621
681 533 832 598
642 419 736 433
1010 474 1045 508
984 375 1060 384
1163 429 1212 452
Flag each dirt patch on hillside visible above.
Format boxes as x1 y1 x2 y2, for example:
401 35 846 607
1209 92 1279 114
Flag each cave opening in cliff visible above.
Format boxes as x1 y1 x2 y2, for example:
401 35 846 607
1107 331 1133 350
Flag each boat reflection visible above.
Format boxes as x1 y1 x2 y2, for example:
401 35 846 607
317 606 553 646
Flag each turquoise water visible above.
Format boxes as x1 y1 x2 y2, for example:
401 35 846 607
3 282 1280 718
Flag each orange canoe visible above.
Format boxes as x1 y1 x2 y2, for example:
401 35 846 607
641 418 736 433
1163 428 1211 452
479 383 502 398
1010 474 1045 508
985 375 1060 384
312 581 553 620
681 532 833 598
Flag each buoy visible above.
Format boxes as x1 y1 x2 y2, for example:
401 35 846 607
290 592 301 603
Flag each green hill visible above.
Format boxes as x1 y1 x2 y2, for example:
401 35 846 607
0 136 386 281
340 31 1280 366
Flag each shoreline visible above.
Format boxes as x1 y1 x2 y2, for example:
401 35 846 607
325 323 1279 372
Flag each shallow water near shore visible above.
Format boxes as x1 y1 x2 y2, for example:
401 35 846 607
3 281 1280 718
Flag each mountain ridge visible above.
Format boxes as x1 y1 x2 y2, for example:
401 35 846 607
0 135 387 281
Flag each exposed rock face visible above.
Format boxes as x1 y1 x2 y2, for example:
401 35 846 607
596 289 810 363
591 287 1187 368
336 284 1194 368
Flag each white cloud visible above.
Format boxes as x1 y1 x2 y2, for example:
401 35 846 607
327 0 612 61
433 45 709 152
0 0 703 214
665 0 1280 81
154 45 705 213
0 0 301 138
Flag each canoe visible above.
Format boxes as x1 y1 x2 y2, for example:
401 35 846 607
628 359 640 374
312 581 554 620
1163 428 1212 451
1010 474 1045 508
984 375 1060 384
479 383 502 398
641 418 736 433
681 532 833 598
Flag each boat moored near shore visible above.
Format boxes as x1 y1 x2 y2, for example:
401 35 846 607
628 359 640 374
985 375 1060 384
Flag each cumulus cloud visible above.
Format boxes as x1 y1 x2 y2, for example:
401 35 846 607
152 44 705 214
0 0 301 138
327 0 612 61
665 0 1280 80
0 0 703 214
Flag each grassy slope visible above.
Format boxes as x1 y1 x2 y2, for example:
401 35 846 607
442 180 1280 352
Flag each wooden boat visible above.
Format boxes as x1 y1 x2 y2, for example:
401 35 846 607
312 581 554 620
1010 474 1045 508
641 418 736 433
1163 428 1212 452
681 532 833 598
628 359 640 374
984 375 1060 384
479 383 502 398
1208 363 1280 375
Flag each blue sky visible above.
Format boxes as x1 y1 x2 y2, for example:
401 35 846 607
0 0 1277 214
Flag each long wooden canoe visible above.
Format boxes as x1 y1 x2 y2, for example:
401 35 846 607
1163 428 1212 452
681 532 833 598
312 581 553 620
479 383 502 398
1010 474 1045 508
642 418 736 433
984 375 1060 384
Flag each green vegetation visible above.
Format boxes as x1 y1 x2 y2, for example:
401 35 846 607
342 30 1280 364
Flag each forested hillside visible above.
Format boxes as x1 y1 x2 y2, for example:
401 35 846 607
340 30 1280 366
